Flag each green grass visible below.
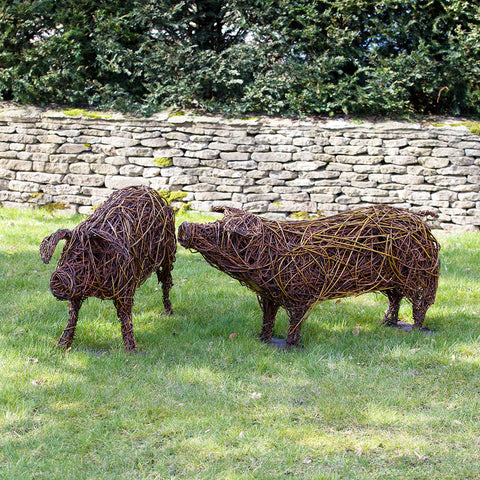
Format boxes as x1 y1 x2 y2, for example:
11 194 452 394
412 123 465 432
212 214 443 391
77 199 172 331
1 207 479 479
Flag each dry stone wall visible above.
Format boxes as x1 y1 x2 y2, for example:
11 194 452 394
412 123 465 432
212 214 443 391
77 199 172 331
0 105 479 230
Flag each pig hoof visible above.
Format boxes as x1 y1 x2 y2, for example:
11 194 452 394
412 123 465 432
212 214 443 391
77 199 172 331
57 339 72 349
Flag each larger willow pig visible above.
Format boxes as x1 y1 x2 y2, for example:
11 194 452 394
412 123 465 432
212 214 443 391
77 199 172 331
40 185 176 351
178 205 440 348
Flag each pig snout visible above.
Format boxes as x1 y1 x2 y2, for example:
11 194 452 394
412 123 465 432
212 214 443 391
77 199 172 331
50 268 77 300
178 222 193 248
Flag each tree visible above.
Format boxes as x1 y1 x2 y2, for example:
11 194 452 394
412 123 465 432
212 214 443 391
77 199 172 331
0 0 479 116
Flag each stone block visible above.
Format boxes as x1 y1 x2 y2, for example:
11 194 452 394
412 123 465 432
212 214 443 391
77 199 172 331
383 138 408 148
293 137 315 146
391 174 424 185
432 147 464 157
17 172 63 184
335 195 361 205
140 137 168 148
270 145 298 153
216 185 243 193
69 162 91 174
43 163 65 174
251 152 292 163
200 159 227 168
104 175 149 189
368 173 391 184
56 143 90 154
256 177 285 186
48 154 78 164
268 200 316 213
246 193 280 202
465 149 480 157
64 174 105 187
208 142 236 151
105 156 128 166
149 177 169 189
324 145 367 155
270 171 298 180
384 155 418 165
130 157 158 167
221 152 251 161
189 200 213 212
8 180 40 192
186 149 220 160
173 157 200 168
45 184 82 195
160 166 183 177
438 165 479 176
142 167 161 178
325 162 352 172
117 147 153 157
1 159 32 171
169 175 198 186
171 141 209 151
243 201 270 212
91 164 118 175
0 168 15 180
310 193 336 203
255 134 292 145
285 178 313 187
78 153 105 163
103 136 139 147
194 191 231 201
302 170 340 179
425 175 466 186
406 191 431 201
258 161 284 171
184 183 216 192
120 165 143 177
285 161 319 171
459 192 480 202
55 194 92 206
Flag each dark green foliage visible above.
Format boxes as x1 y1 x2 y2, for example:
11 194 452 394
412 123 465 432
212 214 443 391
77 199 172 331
0 0 479 116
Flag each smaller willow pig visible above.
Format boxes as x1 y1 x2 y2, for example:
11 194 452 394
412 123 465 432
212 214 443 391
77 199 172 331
40 185 176 351
178 205 440 348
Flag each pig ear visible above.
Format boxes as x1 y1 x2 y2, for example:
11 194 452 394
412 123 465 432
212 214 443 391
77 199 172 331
39 229 72 264
212 206 245 217
224 212 263 236
88 229 132 260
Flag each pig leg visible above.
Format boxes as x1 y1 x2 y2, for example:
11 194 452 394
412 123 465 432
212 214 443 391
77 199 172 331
412 294 434 332
58 298 82 348
285 307 309 348
258 296 279 343
113 298 136 351
382 289 403 326
156 268 173 315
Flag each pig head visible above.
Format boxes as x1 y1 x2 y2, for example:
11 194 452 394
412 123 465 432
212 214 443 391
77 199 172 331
178 205 440 349
40 226 132 302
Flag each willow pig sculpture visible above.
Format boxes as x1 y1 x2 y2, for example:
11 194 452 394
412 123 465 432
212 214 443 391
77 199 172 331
40 185 176 351
178 205 440 348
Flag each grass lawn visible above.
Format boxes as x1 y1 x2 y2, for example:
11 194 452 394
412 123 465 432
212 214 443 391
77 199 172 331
0 206 479 479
